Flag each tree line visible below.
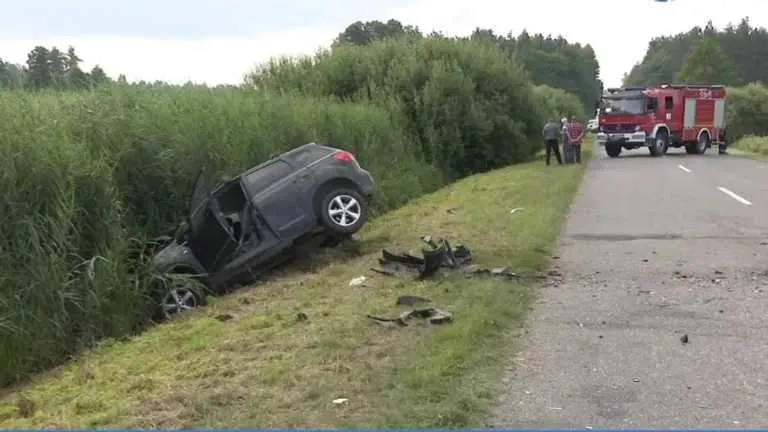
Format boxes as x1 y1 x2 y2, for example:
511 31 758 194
2 18 603 114
0 46 241 90
622 17 768 142
331 19 603 113
623 17 767 86
0 46 116 90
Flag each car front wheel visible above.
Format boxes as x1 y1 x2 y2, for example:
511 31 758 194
318 187 368 235
149 273 208 321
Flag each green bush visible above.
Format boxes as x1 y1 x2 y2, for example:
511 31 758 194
726 82 768 141
0 86 443 386
532 84 587 122
733 135 768 155
250 37 545 179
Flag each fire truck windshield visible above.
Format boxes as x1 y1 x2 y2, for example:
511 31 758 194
600 97 646 116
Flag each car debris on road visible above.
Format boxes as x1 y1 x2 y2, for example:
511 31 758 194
372 235 477 279
372 235 524 281
367 306 454 327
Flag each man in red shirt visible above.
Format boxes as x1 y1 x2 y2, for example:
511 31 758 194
566 116 585 164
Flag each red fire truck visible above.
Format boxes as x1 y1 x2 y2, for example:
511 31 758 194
596 84 728 158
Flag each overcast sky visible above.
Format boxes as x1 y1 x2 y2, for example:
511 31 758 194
0 0 764 87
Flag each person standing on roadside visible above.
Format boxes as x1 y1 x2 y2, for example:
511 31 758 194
542 118 563 166
566 116 585 164
561 116 572 163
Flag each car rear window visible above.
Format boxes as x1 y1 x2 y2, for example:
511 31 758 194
244 160 293 193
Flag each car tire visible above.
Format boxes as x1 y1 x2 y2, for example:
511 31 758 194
150 273 208 321
318 187 368 235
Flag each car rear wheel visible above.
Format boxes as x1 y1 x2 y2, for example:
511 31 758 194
318 187 368 235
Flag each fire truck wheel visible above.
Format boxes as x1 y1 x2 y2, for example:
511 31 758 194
649 130 669 157
695 133 710 154
605 143 622 158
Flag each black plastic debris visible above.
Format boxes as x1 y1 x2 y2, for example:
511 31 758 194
396 295 431 306
376 236 474 279
464 266 520 279
367 307 453 327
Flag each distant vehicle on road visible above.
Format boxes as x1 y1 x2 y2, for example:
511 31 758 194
148 143 376 320
596 84 728 158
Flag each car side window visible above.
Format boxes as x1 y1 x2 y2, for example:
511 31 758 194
665 96 674 110
244 160 293 194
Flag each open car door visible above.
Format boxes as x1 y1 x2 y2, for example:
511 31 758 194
187 169 240 272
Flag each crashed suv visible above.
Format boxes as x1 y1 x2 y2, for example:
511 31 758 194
148 143 375 320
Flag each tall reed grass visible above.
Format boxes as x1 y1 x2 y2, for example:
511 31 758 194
0 86 441 386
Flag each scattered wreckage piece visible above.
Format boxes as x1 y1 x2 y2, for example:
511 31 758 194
375 236 473 279
396 295 431 306
463 265 520 280
367 307 453 327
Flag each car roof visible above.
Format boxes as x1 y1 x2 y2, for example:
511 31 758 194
240 142 339 178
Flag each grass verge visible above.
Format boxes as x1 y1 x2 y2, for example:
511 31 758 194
0 148 590 428
731 135 768 160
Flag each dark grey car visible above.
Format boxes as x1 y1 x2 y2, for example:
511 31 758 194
148 143 375 319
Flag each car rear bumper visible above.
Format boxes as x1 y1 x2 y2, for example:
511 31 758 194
357 169 376 197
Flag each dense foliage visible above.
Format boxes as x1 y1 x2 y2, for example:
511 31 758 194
533 85 588 122
251 37 544 179
331 20 603 112
623 18 767 87
726 83 768 141
0 21 591 386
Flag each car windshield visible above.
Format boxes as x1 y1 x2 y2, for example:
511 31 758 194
601 97 646 115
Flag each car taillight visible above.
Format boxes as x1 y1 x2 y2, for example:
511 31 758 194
335 151 356 162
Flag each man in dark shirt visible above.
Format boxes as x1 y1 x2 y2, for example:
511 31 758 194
542 118 563 165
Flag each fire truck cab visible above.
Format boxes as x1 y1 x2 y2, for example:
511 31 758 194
596 84 727 158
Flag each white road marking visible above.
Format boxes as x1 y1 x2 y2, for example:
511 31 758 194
717 186 752 206
677 164 692 173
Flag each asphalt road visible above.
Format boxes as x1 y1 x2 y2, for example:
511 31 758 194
492 144 768 428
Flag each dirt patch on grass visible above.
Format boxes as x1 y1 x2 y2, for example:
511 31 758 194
0 151 589 428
